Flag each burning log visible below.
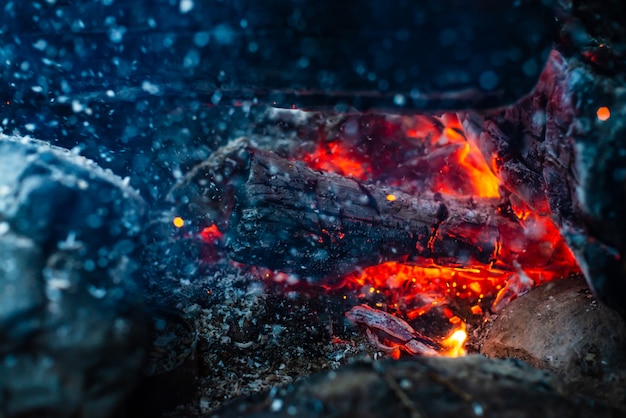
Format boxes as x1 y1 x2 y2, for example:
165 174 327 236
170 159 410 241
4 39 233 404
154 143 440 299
460 49 626 318
225 149 567 281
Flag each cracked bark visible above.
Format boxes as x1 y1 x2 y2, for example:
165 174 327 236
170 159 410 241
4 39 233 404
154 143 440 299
460 48 626 318
225 151 560 281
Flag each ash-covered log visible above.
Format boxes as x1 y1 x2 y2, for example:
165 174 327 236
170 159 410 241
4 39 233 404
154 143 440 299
224 150 564 281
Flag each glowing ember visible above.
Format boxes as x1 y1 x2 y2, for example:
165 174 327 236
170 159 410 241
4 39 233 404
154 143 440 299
172 216 185 228
597 106 610 121
302 142 369 179
440 326 467 357
200 224 223 243
199 224 224 262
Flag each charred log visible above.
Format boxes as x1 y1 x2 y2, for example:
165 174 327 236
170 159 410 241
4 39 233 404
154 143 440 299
460 49 626 318
225 150 564 281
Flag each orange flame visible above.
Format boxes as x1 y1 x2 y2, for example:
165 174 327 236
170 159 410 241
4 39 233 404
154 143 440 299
440 325 467 357
302 142 369 179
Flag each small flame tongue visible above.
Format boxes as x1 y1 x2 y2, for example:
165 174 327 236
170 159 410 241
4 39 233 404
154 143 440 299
300 113 580 357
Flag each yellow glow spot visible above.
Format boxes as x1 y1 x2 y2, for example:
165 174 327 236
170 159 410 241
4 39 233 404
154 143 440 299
471 305 483 315
369 286 376 294
441 326 468 357
443 126 465 142
469 282 482 294
172 217 185 228
597 106 611 121
386 194 397 202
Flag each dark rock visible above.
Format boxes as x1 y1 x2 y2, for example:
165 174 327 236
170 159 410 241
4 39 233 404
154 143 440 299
211 355 624 418
0 136 147 418
481 276 626 412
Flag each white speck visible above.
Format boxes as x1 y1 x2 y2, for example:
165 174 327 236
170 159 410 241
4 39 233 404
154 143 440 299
58 231 80 250
72 19 85 31
183 49 200 68
31 86 43 93
193 31 210 47
77 179 89 190
472 402 484 416
199 398 210 410
108 26 126 43
180 0 194 13
213 23 235 45
24 123 36 132
33 39 47 50
72 100 84 113
47 277 71 290
42 57 56 66
393 94 406 106
532 110 546 127
211 90 222 105
88 285 107 299
0 222 9 235
399 378 412 389
106 89 115 97
270 399 283 412
141 80 161 95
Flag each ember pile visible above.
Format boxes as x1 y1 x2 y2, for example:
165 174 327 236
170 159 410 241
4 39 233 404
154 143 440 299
170 110 581 361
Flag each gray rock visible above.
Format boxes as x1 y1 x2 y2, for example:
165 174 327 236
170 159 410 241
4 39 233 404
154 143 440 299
481 276 626 412
0 136 147 418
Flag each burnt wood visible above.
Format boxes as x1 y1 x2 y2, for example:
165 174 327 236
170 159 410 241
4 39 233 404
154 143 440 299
226 151 555 281
460 49 626 318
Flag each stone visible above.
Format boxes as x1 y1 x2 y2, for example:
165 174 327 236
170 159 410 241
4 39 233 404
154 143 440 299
481 275 626 412
0 136 147 418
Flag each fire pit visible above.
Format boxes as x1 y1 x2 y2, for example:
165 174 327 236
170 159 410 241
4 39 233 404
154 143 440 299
1 1 626 417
